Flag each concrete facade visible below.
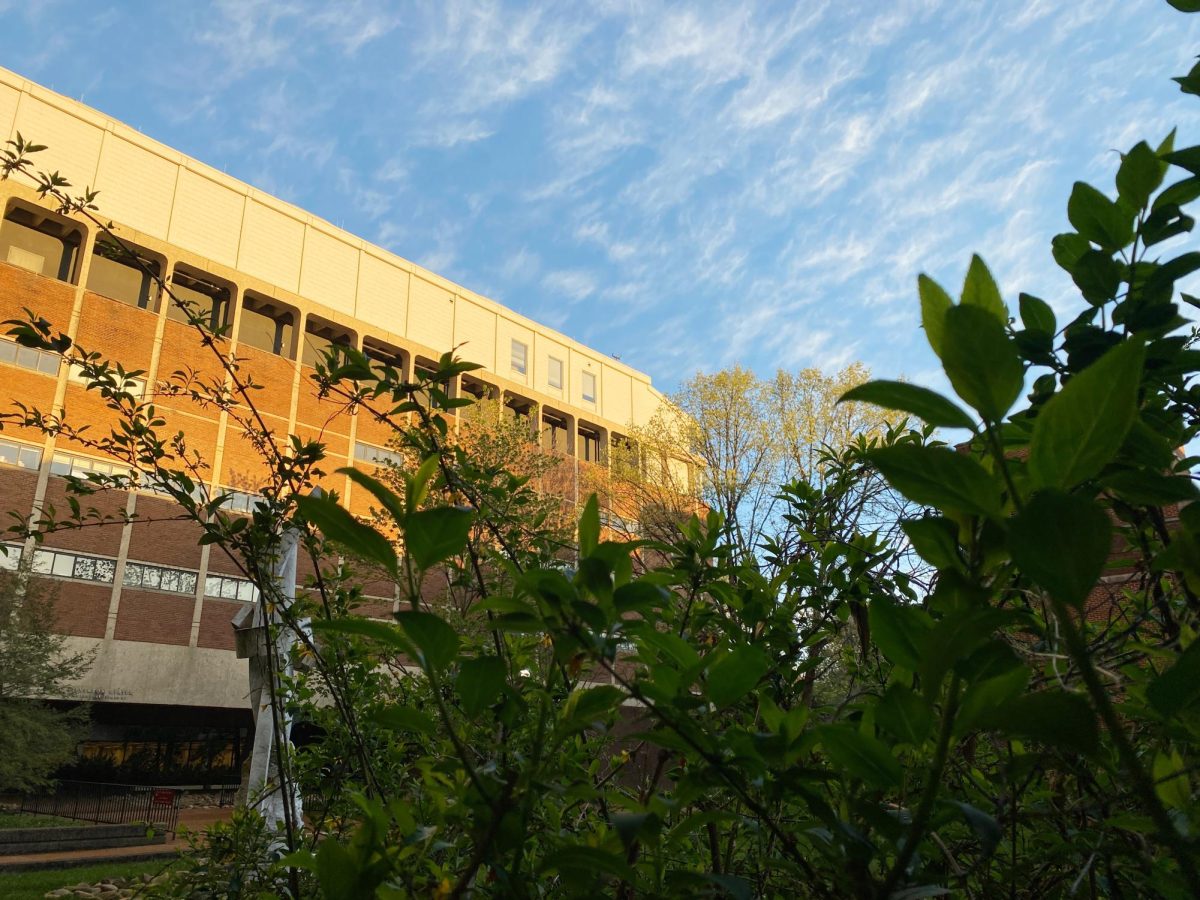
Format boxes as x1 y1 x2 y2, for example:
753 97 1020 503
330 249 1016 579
0 68 670 754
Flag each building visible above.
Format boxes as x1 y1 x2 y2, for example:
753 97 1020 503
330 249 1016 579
0 67 678 784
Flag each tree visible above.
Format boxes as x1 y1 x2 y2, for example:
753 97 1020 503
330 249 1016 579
0 560 92 792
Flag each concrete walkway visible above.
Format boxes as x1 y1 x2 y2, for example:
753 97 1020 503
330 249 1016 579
0 808 233 870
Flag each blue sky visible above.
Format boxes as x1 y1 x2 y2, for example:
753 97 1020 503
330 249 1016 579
1 1 1197 396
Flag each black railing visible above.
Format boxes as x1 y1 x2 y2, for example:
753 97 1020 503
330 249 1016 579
20 779 181 836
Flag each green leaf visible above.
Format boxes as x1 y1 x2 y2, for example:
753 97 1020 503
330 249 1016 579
941 305 1023 422
1152 175 1200 211
1029 340 1145 488
980 690 1099 755
1009 490 1111 607
919 274 953 358
1101 469 1199 505
902 517 962 571
955 666 1030 734
1166 0 1200 12
815 725 902 788
869 597 932 671
559 685 625 734
869 445 1001 518
1070 250 1122 306
1153 750 1191 810
395 610 459 672
876 684 933 745
707 645 769 708
540 845 634 884
1164 145 1200 176
457 655 506 717
404 506 473 570
312 617 412 651
840 380 976 430
1146 641 1200 716
920 607 1014 698
949 802 1003 859
1019 293 1056 335
1116 140 1166 210
371 706 436 735
579 494 601 555
1067 181 1134 250
339 467 405 524
295 493 398 577
960 254 1007 321
1052 232 1091 272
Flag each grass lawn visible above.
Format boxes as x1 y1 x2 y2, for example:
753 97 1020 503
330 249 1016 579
0 859 173 900
0 812 76 829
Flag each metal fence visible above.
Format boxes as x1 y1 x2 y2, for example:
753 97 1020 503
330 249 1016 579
20 779 181 836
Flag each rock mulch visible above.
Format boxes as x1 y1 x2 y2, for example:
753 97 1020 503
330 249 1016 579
43 871 169 898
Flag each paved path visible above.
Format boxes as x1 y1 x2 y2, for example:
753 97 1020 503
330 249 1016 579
0 807 234 869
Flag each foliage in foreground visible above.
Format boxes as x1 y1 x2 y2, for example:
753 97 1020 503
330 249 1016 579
1 2 1200 897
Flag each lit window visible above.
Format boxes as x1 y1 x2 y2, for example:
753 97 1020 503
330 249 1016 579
0 205 82 283
582 371 597 404
205 574 257 603
511 340 528 375
547 356 563 389
0 336 60 376
87 242 161 310
0 437 42 470
354 441 403 467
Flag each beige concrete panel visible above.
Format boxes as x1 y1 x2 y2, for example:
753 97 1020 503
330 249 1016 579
12 94 103 188
408 274 454 352
356 252 408 332
453 297 496 371
535 334 569 398
602 365 633 427
238 198 304 290
632 384 664 428
0 83 19 142
168 168 245 267
93 134 177 239
571 350 601 411
300 225 358 313
497 318 534 387
55 636 249 709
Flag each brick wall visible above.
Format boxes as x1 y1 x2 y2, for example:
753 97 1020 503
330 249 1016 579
113 589 194 645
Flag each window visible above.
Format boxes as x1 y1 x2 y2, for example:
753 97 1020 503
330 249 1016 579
0 204 82 283
0 437 42 471
0 544 19 570
66 361 146 398
32 548 117 584
239 294 295 357
364 339 407 376
542 413 568 452
86 241 161 310
219 489 264 514
168 267 231 330
124 560 199 595
581 371 597 404
547 356 564 389
0 336 61 376
302 317 354 368
205 573 258 603
50 451 130 480
354 441 404 467
511 339 528 376
581 428 602 463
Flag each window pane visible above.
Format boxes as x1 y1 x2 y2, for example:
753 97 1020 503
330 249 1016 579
18 447 41 469
123 564 143 587
220 578 239 599
511 340 527 374
94 559 116 582
0 442 16 466
0 341 15 364
205 576 222 598
50 454 72 476
52 553 74 577
140 566 162 589
179 572 198 595
160 569 182 592
16 346 40 369
0 548 18 571
548 357 563 388
73 557 97 580
582 372 596 402
238 581 255 602
32 550 53 574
